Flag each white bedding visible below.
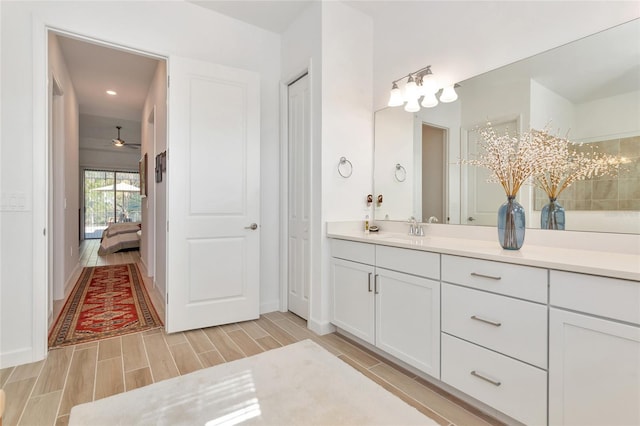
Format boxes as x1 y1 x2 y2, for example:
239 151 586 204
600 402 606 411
98 222 141 255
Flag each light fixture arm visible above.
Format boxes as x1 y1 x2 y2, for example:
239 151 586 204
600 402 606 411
391 65 431 85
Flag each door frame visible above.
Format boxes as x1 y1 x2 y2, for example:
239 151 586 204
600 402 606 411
32 20 168 361
279 62 313 316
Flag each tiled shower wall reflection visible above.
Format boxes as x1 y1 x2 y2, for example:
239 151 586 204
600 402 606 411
534 136 640 211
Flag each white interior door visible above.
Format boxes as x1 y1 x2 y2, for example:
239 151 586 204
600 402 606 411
463 119 518 225
166 56 260 333
287 74 310 319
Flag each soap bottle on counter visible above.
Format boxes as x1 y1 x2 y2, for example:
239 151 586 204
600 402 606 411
364 215 370 233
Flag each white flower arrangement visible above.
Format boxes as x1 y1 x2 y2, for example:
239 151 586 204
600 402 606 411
531 129 624 200
463 124 625 199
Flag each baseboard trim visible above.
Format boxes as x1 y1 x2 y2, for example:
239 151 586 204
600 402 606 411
0 346 39 369
307 318 336 336
260 300 280 314
63 262 82 296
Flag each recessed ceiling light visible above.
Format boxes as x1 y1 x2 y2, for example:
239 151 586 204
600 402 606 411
106 90 117 96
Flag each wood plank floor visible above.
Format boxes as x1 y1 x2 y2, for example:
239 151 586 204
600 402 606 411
3 241 503 426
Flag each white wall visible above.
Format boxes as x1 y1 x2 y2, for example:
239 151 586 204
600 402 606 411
48 33 80 310
79 149 139 171
280 1 373 334
0 0 281 367
460 71 530 130
319 1 373 332
374 107 414 220
573 90 640 141
530 79 576 134
143 61 167 299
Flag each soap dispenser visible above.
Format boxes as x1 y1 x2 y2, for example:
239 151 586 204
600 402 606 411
364 215 370 233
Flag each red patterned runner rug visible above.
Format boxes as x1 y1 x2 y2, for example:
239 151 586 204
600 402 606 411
48 264 163 348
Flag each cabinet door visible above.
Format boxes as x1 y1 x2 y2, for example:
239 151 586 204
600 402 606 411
549 308 640 426
330 258 375 344
375 268 440 377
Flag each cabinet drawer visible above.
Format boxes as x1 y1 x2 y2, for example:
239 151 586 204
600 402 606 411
442 334 547 426
331 239 375 265
551 270 640 325
442 284 547 369
376 245 439 279
442 255 547 303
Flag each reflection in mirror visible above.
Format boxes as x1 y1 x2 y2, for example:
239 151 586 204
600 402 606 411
373 19 640 233
374 103 461 224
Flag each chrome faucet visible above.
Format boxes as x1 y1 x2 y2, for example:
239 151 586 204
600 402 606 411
408 216 417 235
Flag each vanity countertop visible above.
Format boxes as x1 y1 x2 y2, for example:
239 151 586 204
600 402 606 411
327 230 640 282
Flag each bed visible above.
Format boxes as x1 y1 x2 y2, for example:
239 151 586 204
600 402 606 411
98 222 142 256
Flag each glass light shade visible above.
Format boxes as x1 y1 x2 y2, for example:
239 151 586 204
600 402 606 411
421 92 438 108
404 77 419 101
387 83 404 107
404 98 420 112
440 85 458 103
421 73 438 95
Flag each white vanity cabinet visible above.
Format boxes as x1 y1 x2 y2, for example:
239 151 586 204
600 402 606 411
330 239 441 377
549 271 640 426
440 255 548 426
327 228 640 426
330 257 375 344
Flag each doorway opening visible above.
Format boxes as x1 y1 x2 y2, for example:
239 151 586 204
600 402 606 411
420 123 448 224
46 29 167 337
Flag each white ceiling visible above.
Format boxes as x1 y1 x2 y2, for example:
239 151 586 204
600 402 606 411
56 34 159 122
55 33 160 151
190 0 316 33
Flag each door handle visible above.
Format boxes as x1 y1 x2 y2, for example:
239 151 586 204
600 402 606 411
468 216 475 221
244 223 258 230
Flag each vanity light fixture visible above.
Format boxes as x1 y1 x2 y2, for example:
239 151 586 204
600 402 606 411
106 90 117 96
387 65 459 111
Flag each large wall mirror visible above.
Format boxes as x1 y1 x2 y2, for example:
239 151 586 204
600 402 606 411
373 19 640 234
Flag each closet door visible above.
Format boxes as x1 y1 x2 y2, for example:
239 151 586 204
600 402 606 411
287 74 311 319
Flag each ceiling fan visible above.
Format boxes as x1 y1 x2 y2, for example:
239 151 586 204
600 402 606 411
112 125 141 149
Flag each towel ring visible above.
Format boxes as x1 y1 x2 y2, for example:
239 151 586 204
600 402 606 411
395 163 407 182
338 157 353 178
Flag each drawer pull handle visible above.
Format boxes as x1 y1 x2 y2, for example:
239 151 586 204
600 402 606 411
470 370 502 387
368 273 372 292
374 274 380 294
471 315 502 327
470 272 502 281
